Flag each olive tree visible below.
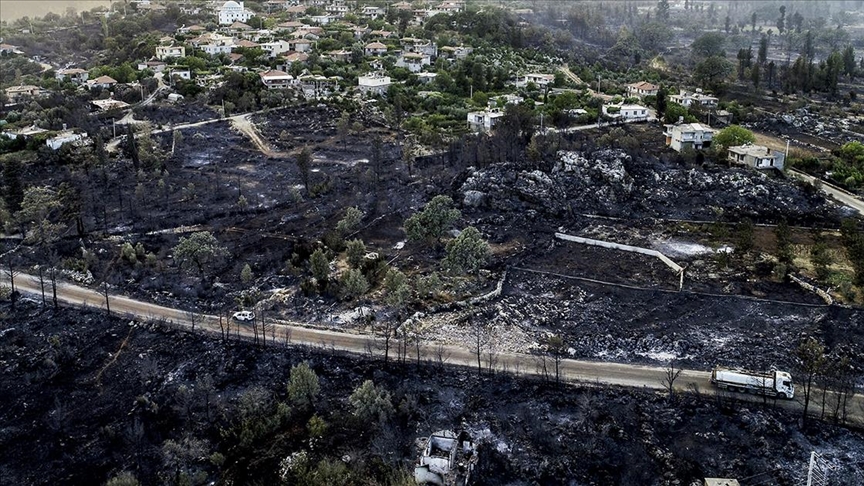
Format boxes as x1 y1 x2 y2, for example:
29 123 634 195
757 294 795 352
404 195 461 244
349 380 394 423
443 226 490 274
287 362 320 410
172 231 228 275
336 206 364 235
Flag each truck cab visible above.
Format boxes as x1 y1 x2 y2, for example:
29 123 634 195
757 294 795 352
775 371 794 399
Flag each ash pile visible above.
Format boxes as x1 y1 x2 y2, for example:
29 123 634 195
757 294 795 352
458 149 841 223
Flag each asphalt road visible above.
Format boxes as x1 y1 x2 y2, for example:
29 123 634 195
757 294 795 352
4 273 862 424
788 167 864 217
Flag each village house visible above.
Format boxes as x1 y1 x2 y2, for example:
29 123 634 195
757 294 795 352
288 39 313 53
0 43 23 55
364 41 388 56
325 2 349 16
670 89 718 108
278 51 309 70
357 73 391 97
1 125 48 140
201 43 234 55
516 73 555 88
55 68 89 84
414 430 476 486
626 81 659 98
602 103 650 121
223 21 253 34
177 24 206 34
218 0 253 25
467 108 505 132
727 144 785 170
168 66 192 80
46 129 89 150
86 76 118 90
369 30 397 39
91 98 130 112
285 4 307 17
326 50 352 63
276 21 307 33
264 0 288 11
401 37 437 58
156 45 186 60
663 122 715 152
259 69 294 89
416 72 438 84
137 60 168 72
298 74 339 99
396 52 431 73
489 93 524 108
361 5 385 18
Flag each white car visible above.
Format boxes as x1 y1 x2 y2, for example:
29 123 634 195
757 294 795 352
232 310 255 322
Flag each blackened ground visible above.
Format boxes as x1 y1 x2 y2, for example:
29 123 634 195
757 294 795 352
2 304 864 485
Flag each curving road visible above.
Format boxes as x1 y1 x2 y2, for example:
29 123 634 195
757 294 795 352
4 273 862 423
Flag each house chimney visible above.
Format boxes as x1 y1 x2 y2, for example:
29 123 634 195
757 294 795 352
62 123 67 131
678 116 684 123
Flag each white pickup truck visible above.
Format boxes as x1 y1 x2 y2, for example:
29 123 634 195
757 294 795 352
711 367 795 399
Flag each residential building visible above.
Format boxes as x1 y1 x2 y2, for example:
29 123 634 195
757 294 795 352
416 72 438 84
177 24 206 34
46 130 88 150
0 43 23 55
325 2 349 16
310 15 334 25
86 75 118 90
489 94 523 108
727 144 785 170
670 89 718 108
516 73 555 87
259 69 294 89
414 430 476 486
298 74 339 99
137 60 168 72
278 51 309 70
395 52 430 73
259 40 292 57
326 50 352 62
439 45 472 59
156 45 186 60
201 43 234 55
602 103 650 121
627 81 659 98
218 0 253 25
361 5 385 17
288 39 313 53
401 37 437 58
358 73 391 96
276 21 307 32
1 125 48 140
55 68 89 84
467 108 505 132
663 122 715 152
364 41 388 56
169 67 192 80
4 85 44 102
91 98 131 111
369 30 396 39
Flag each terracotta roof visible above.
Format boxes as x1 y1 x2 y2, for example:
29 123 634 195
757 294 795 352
629 81 659 91
365 41 387 49
90 75 118 84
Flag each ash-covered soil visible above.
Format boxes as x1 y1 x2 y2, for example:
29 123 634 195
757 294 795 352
2 304 864 485
458 149 847 224
423 270 864 373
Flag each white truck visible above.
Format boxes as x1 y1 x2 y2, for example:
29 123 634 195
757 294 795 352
710 368 795 399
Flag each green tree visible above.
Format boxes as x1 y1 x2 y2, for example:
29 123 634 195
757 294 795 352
734 218 755 255
775 218 794 265
349 380 394 423
287 362 320 410
173 231 228 275
15 185 63 245
383 268 411 308
336 206 364 235
777 5 786 34
655 86 668 117
309 248 330 284
443 226 490 274
404 195 461 244
663 102 695 124
694 55 733 90
340 268 369 300
842 45 856 79
3 157 24 213
713 125 756 150
758 35 768 65
345 239 366 268
691 32 726 58
240 263 253 284
809 231 833 281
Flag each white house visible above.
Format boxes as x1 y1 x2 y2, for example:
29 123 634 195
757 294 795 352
358 73 391 97
46 130 88 150
489 94 523 108
169 67 192 80
362 5 385 17
467 109 505 132
516 73 555 88
156 45 186 60
626 81 659 98
602 103 650 121
137 60 168 72
259 69 294 89
663 122 715 152
364 41 388 56
91 98 130 111
86 75 118 90
218 0 253 25
727 145 785 170
201 43 234 55
4 85 44 102
260 40 292 57
396 52 431 73
55 68 89 84
298 74 339 99
288 39 313 53
670 89 718 108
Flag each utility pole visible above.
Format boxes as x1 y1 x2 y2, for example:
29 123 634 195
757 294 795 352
102 281 111 315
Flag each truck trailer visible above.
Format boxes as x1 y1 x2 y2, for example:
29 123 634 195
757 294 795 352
710 368 795 399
